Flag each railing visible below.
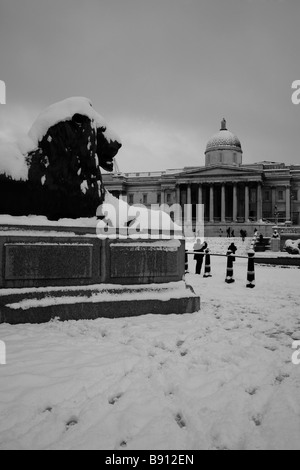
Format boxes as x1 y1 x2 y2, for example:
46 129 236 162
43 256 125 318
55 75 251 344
185 251 249 260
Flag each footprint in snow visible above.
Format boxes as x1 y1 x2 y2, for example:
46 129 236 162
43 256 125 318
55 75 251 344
175 413 187 429
275 374 290 385
66 417 79 430
264 346 277 352
43 407 53 413
252 414 263 427
246 387 258 396
109 393 123 405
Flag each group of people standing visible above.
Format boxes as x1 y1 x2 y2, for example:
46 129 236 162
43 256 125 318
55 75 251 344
219 227 247 242
193 239 208 275
192 239 238 275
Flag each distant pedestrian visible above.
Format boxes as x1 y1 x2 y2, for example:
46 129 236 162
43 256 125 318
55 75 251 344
219 228 223 237
231 229 235 238
194 240 207 275
240 229 246 242
227 227 231 238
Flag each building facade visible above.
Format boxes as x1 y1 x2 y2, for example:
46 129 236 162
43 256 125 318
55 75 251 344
103 120 300 235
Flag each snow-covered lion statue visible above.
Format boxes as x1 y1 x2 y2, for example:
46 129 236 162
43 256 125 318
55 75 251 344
0 97 122 220
285 239 300 255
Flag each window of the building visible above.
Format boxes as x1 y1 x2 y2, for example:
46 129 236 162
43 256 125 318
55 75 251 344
233 153 237 164
264 191 270 202
129 194 134 205
278 190 284 201
219 152 223 163
167 193 172 204
143 194 148 205
157 194 161 205
292 190 298 201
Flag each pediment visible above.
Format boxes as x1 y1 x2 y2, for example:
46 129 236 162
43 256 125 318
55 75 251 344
177 165 262 178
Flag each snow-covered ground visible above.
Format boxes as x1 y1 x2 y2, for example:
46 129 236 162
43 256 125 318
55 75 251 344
0 256 300 450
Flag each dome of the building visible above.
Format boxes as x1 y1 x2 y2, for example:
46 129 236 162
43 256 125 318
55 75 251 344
205 119 242 154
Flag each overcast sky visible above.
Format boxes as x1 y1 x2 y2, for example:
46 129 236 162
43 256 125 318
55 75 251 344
0 0 299 172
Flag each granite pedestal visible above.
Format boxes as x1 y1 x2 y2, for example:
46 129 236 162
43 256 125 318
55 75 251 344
0 229 200 324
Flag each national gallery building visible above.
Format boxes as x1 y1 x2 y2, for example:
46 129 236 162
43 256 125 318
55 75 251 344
103 120 300 235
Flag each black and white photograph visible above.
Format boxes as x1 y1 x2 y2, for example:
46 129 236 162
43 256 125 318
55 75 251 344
0 0 300 453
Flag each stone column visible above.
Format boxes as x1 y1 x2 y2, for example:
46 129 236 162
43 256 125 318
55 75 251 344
221 184 226 223
210 185 214 223
233 184 238 222
257 183 263 222
196 185 203 222
186 184 192 223
271 187 276 214
245 185 250 222
176 185 181 205
198 185 203 206
196 185 204 236
175 185 181 223
286 186 291 221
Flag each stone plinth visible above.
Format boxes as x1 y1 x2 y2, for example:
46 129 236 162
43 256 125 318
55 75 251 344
0 282 200 325
0 229 199 324
0 235 102 289
107 239 185 285
270 239 281 252
5 243 93 281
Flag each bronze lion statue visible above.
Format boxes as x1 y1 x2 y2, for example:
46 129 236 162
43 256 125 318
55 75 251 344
0 97 122 220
